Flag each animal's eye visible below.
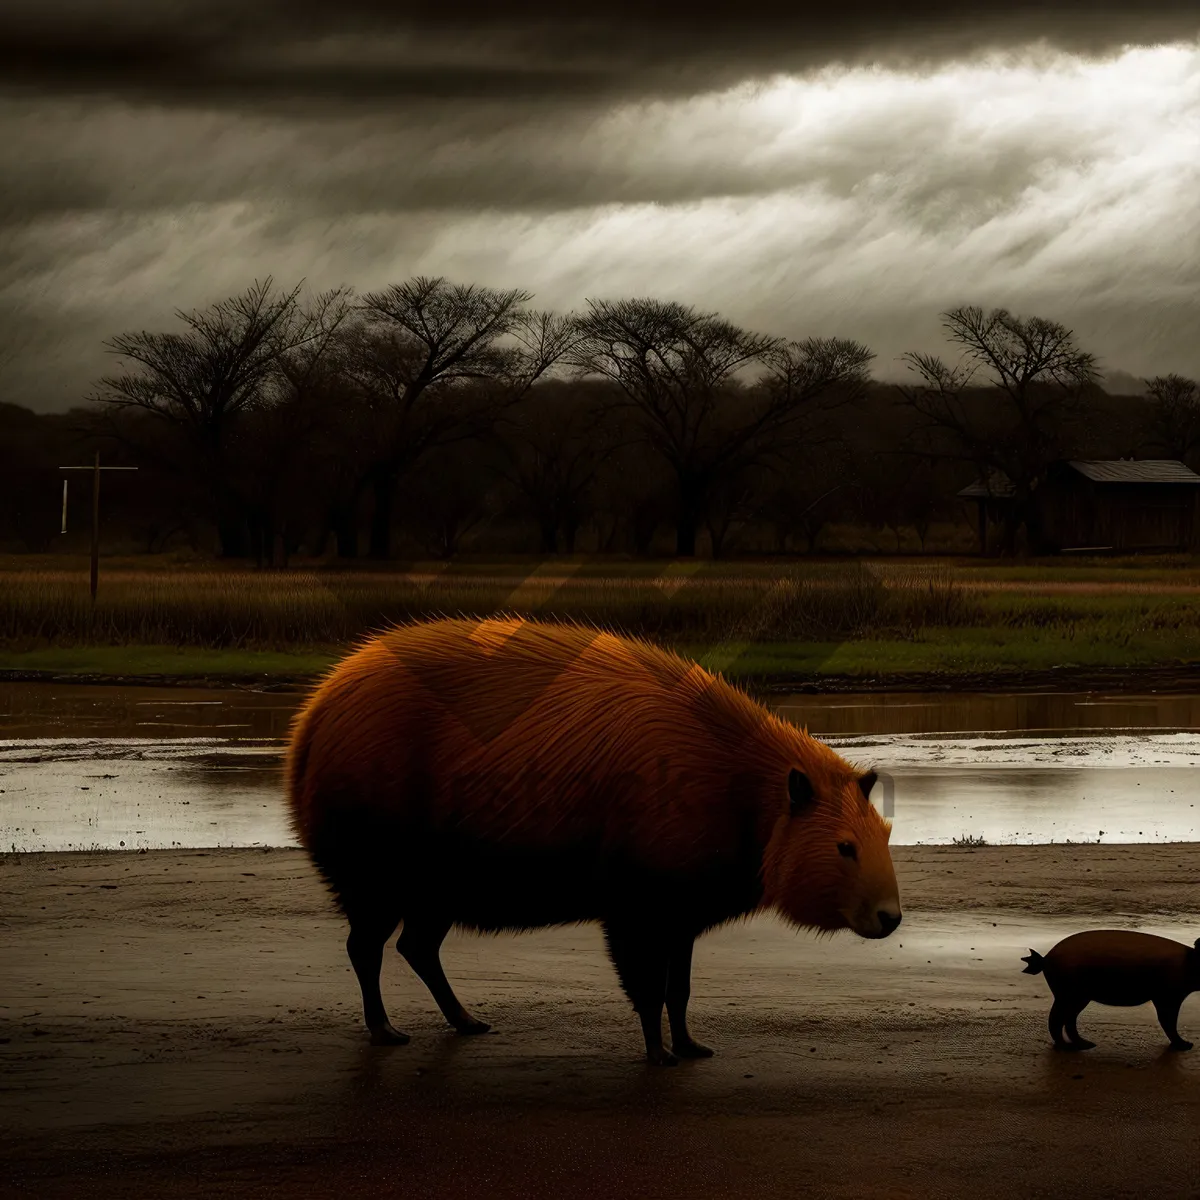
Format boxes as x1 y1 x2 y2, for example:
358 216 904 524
837 842 858 860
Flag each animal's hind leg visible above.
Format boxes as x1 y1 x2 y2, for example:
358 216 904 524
603 919 673 1066
1052 995 1094 1051
397 915 490 1035
1153 995 1193 1051
1048 996 1092 1050
1064 1005 1095 1051
346 909 409 1046
666 934 713 1059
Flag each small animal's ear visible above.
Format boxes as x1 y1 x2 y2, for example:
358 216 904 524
788 768 815 815
859 771 878 800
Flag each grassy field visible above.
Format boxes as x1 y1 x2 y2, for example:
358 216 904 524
3 553 1200 684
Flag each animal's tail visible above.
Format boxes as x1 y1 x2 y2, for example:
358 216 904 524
1021 949 1045 975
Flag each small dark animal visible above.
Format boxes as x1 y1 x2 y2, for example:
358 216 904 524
286 616 901 1066
1023 930 1200 1051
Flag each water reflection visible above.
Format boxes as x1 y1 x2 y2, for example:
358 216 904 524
884 766 1200 845
5 681 1200 741
1 683 1199 852
776 691 1200 738
0 740 288 852
0 682 301 740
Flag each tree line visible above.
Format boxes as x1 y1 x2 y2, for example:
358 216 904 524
2 276 1197 561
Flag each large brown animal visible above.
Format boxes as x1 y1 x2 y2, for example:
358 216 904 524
286 616 901 1065
1023 930 1200 1051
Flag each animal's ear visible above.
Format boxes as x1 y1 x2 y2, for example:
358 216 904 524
859 771 878 801
788 768 816 815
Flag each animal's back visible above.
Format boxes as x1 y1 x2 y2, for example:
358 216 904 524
1047 930 1185 972
286 616 796 930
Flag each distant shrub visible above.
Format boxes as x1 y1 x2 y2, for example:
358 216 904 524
952 833 988 847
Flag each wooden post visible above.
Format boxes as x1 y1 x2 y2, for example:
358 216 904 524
90 451 101 603
59 458 137 602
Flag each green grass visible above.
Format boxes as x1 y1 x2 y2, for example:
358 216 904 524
5 555 1200 683
0 645 340 678
691 628 1200 680
5 623 1198 682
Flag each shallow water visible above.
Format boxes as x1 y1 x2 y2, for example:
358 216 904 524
1 683 1199 851
0 682 300 741
7 681 1200 740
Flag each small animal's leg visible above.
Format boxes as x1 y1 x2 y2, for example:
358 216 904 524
397 915 490 1035
1063 998 1095 1051
1153 995 1193 1051
346 910 409 1046
1048 997 1091 1050
603 919 674 1066
1047 998 1069 1049
666 934 713 1059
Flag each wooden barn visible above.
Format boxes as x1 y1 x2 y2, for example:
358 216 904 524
958 460 1200 554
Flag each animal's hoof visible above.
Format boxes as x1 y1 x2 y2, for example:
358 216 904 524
1071 1040 1096 1051
1169 1040 1193 1052
671 1038 714 1059
454 1019 492 1036
369 1023 411 1046
646 1047 679 1067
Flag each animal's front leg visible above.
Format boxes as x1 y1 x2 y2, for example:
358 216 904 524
603 919 675 1065
666 934 713 1059
1154 995 1193 1051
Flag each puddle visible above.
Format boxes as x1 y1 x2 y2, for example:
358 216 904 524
1 683 1198 852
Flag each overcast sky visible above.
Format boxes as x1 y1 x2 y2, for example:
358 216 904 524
2 1 1198 411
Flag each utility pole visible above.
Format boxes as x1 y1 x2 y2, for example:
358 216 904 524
60 453 138 602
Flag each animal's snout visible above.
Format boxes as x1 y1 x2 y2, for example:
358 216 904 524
877 909 902 937
843 901 903 939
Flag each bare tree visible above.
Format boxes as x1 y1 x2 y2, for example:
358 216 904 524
1143 374 1200 464
760 442 857 555
239 320 358 566
899 305 1100 554
93 278 352 557
704 464 766 559
569 298 872 555
495 382 616 554
348 278 575 558
396 444 499 559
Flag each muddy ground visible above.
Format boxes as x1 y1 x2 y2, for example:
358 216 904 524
3 844 1200 1199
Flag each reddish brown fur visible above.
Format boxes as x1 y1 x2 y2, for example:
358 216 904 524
285 615 900 1062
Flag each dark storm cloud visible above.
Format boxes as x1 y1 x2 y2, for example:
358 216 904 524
2 1 1198 110
0 1 1197 412
0 95 1047 225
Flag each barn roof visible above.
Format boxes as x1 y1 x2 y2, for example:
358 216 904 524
958 459 1200 499
1067 460 1200 484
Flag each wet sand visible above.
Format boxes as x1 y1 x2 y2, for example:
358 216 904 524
3 844 1200 1198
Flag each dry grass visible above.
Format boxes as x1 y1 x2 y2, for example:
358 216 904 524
0 563 981 651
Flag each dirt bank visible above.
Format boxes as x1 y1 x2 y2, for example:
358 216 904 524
3 844 1200 1199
